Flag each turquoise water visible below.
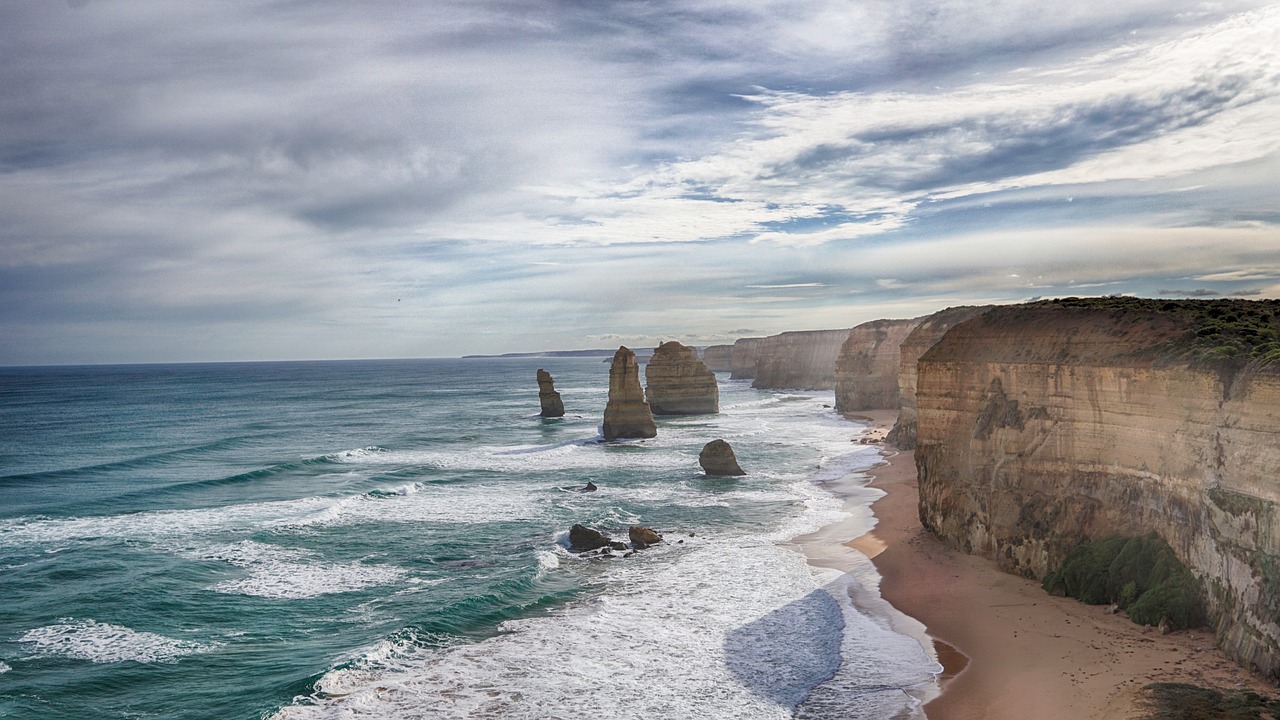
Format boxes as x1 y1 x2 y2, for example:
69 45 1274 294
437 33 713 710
0 358 937 719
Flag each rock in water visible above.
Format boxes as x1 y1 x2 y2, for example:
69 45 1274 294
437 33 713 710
629 525 663 549
537 369 565 417
699 439 746 476
602 346 657 440
644 341 719 415
569 524 608 552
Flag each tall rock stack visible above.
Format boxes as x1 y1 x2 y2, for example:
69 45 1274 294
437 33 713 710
645 341 719 415
602 346 657 440
536 369 565 417
832 317 924 413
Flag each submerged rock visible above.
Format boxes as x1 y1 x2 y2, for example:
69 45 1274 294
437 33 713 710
569 523 609 552
644 340 719 415
537 369 565 418
602 346 657 440
629 525 663 549
699 439 746 476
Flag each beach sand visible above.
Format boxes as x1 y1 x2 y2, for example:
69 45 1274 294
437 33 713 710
842 410 1275 720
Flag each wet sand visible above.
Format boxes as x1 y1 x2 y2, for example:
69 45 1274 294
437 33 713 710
845 410 1274 720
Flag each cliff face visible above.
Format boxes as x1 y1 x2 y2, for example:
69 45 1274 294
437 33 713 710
751 329 852 390
701 345 733 373
914 301 1280 679
730 338 764 380
602 346 657 440
833 318 923 412
645 341 719 415
885 306 992 448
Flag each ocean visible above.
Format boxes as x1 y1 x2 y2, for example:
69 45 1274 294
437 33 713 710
0 358 939 719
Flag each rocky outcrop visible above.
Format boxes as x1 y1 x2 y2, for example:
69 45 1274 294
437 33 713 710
699 439 745 476
702 345 733 372
569 524 609 552
914 298 1280 679
833 318 924 412
629 525 663 549
751 329 852 390
886 306 992 448
730 337 764 379
645 341 719 415
602 346 657 440
537 369 565 417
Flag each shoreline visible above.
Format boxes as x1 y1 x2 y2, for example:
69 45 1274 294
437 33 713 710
839 410 1275 719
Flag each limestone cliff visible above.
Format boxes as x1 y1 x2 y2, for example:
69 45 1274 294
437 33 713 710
914 298 1280 679
885 306 992 448
701 345 733 373
644 341 719 415
730 337 764 380
833 317 923 412
602 346 657 440
536 369 565 418
751 329 852 390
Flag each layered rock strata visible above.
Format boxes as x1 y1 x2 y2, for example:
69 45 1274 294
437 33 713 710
833 317 924 412
644 341 719 415
751 329 852 390
602 346 657 440
699 439 745 476
885 306 992 448
730 337 764 379
914 299 1280 679
536 369 565 417
701 345 733 373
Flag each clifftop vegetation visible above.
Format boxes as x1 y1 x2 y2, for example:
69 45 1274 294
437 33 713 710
1032 297 1280 372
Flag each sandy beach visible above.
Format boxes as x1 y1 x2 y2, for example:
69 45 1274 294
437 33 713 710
842 410 1275 720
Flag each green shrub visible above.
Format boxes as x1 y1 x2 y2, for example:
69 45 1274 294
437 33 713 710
1140 682 1280 720
1042 534 1205 630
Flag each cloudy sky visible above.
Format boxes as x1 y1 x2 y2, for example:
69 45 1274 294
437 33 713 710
3 0 1279 364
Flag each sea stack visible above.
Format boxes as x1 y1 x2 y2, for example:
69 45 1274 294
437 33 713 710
536 369 565 417
644 341 719 415
699 439 745 476
602 346 657 440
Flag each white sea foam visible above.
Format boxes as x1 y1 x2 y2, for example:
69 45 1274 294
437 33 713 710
271 443 934 720
193 541 407 599
0 660 9 673
19 619 213 664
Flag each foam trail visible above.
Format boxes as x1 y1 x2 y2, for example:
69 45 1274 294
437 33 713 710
19 619 214 664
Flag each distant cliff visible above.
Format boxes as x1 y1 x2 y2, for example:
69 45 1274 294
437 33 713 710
730 338 764 380
833 318 923 412
914 298 1280 679
751 329 852 390
885 306 992 448
701 345 733 373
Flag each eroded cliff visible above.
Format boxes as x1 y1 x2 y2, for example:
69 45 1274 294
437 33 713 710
751 329 852 390
701 345 733 373
833 317 923 412
885 306 992 448
730 337 764 380
914 298 1280 679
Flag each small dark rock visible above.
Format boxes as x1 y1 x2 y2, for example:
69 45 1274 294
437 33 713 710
569 523 609 552
582 481 598 492
608 541 627 551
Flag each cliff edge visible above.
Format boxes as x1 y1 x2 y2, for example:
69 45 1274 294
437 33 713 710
833 317 923 412
751 329 852 390
914 298 1280 679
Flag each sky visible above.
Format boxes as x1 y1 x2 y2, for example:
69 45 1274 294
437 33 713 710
2 0 1279 364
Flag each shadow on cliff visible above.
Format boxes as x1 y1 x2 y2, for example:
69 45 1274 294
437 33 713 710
722 588 844 709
